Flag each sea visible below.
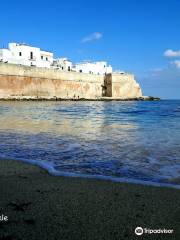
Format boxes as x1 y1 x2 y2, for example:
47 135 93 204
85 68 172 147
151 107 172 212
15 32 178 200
0 100 180 188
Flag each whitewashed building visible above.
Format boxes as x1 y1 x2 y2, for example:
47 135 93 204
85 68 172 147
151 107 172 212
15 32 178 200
53 58 72 71
74 61 112 75
0 42 113 74
0 43 53 68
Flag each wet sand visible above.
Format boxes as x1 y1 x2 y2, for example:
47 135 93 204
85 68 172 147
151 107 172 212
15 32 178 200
0 160 179 240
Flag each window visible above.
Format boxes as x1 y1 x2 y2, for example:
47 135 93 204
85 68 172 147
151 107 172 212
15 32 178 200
68 66 71 71
46 57 48 61
19 52 22 56
79 70 82 73
41 56 43 60
30 52 33 60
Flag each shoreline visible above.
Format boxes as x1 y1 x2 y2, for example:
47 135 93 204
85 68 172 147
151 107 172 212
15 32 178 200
0 159 180 239
2 157 179 190
0 96 160 101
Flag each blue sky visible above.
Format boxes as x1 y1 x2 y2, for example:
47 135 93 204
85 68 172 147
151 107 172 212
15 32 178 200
0 0 180 98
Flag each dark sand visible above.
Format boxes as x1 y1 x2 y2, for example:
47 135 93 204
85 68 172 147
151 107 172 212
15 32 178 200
0 160 179 240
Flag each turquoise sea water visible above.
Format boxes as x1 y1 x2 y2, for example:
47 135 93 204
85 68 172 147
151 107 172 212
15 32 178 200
0 100 180 188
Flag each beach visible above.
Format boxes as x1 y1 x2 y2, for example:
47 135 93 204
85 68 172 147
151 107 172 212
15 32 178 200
0 160 179 240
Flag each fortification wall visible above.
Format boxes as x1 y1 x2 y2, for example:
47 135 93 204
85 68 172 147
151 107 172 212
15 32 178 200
103 74 112 97
0 63 143 99
111 73 142 98
0 63 104 99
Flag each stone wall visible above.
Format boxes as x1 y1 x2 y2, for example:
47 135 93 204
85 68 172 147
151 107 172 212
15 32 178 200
111 73 142 98
103 74 112 97
0 63 143 99
0 63 104 99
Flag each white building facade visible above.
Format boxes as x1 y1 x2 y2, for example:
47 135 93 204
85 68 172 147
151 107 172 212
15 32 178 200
0 43 53 68
0 42 113 74
74 61 112 75
53 58 72 71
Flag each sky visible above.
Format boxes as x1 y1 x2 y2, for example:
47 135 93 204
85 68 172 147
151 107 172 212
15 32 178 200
0 0 180 99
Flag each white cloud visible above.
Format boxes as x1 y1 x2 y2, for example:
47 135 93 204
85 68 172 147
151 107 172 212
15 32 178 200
139 66 180 99
152 68 163 72
81 32 102 43
163 49 180 69
164 49 180 57
174 60 180 68
150 68 163 77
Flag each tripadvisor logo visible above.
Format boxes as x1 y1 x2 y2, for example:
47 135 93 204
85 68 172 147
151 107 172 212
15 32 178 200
135 227 173 236
135 227 143 236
